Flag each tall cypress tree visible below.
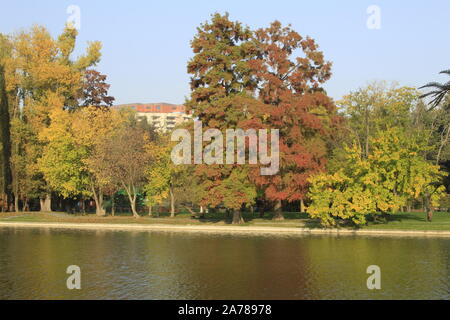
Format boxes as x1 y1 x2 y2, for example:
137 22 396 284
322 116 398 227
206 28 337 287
0 64 12 211
186 13 258 224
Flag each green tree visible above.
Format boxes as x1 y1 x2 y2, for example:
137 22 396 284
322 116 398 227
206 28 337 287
338 82 419 159
0 64 12 211
338 82 450 217
0 34 13 211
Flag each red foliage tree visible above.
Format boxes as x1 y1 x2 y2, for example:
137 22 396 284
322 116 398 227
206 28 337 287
80 69 115 108
248 21 340 220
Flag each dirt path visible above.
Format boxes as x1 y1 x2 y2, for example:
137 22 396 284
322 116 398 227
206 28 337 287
0 221 449 238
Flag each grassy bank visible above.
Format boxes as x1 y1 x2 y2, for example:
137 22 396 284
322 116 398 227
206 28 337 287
0 211 449 231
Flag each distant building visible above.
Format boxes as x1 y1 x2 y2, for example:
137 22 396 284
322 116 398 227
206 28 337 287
113 102 192 132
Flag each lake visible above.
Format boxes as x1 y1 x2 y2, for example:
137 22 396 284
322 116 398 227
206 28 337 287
0 227 448 299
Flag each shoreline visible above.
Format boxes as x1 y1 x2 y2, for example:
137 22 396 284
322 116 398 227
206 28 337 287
1 221 450 238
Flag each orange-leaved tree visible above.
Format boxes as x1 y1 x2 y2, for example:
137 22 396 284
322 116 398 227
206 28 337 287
249 21 340 220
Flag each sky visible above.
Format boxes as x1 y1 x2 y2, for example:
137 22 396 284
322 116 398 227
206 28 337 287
1 0 450 105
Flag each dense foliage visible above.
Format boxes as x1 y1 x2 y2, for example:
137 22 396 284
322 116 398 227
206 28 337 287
0 16 448 227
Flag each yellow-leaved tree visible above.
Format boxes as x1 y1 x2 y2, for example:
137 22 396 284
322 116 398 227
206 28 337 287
39 106 126 216
307 127 446 227
4 24 101 212
144 135 187 218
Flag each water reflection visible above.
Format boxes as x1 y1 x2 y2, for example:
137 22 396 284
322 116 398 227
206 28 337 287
0 228 448 299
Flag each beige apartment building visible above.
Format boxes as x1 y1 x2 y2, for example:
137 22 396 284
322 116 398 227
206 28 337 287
113 103 192 132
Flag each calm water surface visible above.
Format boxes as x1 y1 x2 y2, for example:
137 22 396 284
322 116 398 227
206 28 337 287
0 227 448 299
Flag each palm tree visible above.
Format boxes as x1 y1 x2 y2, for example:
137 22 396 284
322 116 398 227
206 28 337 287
420 70 450 110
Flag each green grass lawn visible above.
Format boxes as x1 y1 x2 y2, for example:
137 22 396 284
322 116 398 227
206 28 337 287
0 210 449 231
363 211 450 231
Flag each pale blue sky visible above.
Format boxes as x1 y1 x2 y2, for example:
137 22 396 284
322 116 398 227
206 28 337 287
1 0 449 104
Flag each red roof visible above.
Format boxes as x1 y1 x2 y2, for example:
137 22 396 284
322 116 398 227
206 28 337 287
114 103 187 114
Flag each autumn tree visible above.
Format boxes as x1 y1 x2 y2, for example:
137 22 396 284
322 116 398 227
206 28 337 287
79 69 115 109
38 98 90 203
307 128 446 227
98 124 151 218
39 105 125 216
338 83 450 220
3 25 101 211
144 140 171 216
249 21 338 220
144 135 187 218
186 13 258 224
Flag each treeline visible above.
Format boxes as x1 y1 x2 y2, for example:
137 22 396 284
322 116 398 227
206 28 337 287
0 14 449 226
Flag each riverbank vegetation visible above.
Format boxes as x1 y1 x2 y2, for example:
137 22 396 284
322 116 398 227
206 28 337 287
0 13 449 228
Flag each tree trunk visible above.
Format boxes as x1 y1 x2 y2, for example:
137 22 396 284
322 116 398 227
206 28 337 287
23 198 29 212
130 197 140 218
94 192 106 216
427 208 433 222
300 199 305 213
148 205 152 217
0 67 13 214
81 197 86 215
123 183 140 218
169 184 175 218
425 193 433 222
232 209 244 225
14 194 19 213
111 194 115 216
183 204 197 218
273 199 284 221
40 194 52 212
199 206 206 219
0 193 5 212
